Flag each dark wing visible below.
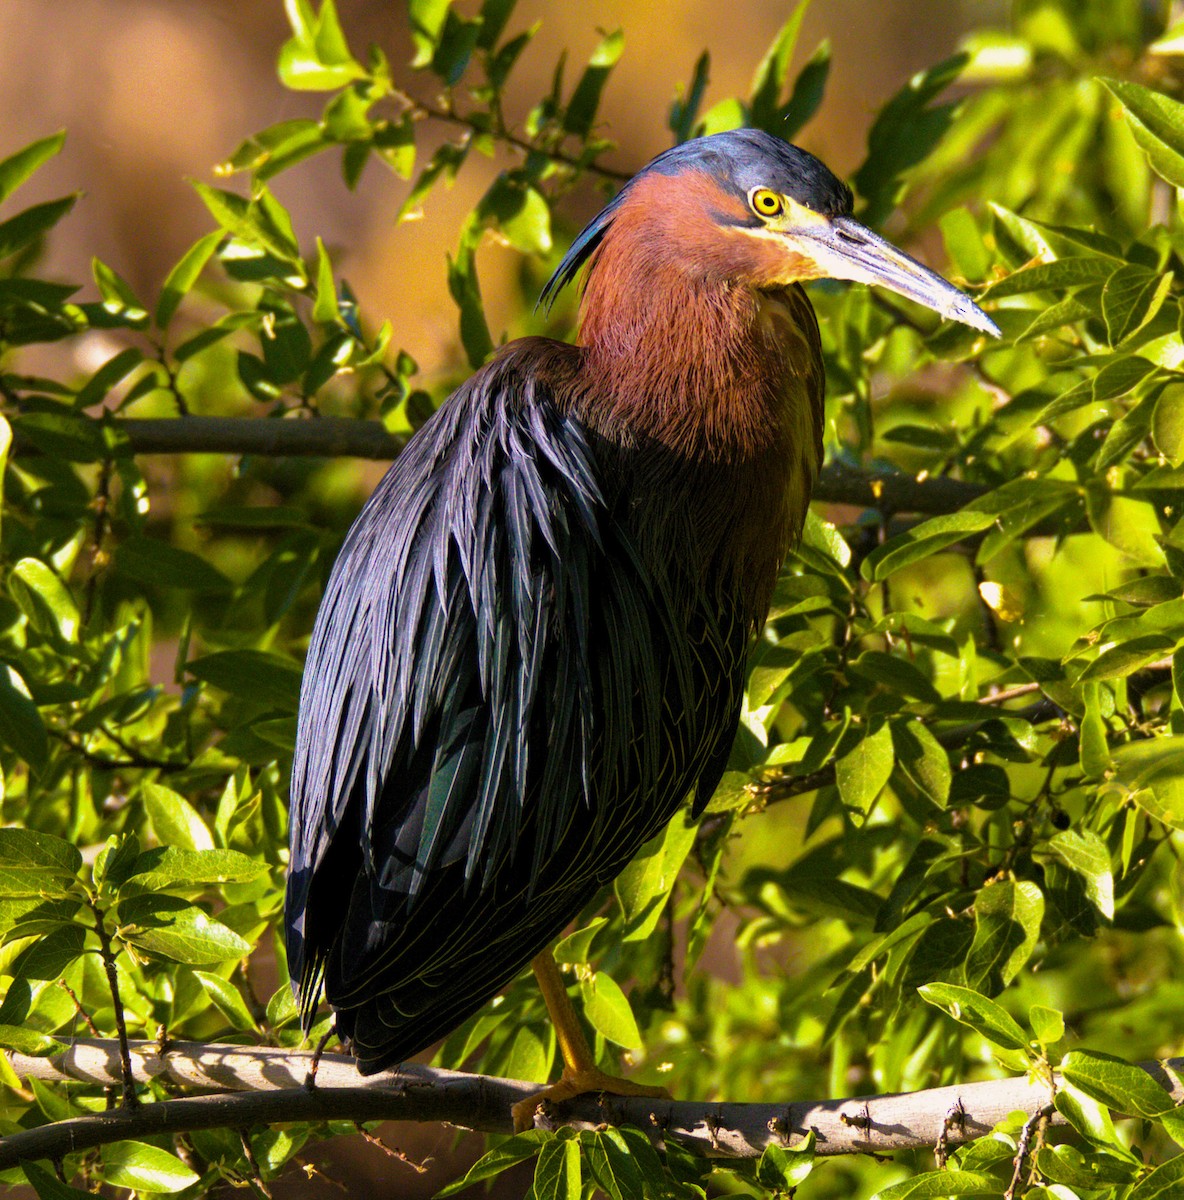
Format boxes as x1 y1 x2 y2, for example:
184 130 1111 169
285 340 725 1067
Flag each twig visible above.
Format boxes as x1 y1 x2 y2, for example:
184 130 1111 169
0 1038 1178 1169
237 1128 275 1199
352 1123 431 1173
57 982 100 1037
981 657 1174 708
87 909 138 1109
1004 1103 1053 1200
391 86 632 183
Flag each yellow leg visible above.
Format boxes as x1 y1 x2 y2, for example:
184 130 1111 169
510 950 670 1132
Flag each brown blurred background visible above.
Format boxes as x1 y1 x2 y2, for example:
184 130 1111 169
2 0 1006 383
1 0 1004 1194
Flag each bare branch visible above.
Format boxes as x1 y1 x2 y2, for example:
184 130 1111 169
1 1039 1180 1169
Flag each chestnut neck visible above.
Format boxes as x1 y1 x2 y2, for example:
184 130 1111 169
564 240 822 627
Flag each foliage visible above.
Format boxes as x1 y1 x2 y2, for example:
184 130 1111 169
0 0 1182 1196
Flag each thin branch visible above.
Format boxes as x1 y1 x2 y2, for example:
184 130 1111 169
1 1039 1180 1169
390 86 633 183
980 657 1174 708
10 417 992 517
87 911 137 1108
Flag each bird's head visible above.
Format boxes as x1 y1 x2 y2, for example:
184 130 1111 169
542 128 998 338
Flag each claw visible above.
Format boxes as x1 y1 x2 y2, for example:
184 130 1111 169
511 1066 671 1132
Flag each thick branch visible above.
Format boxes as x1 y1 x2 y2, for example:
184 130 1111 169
2 1039 1180 1169
11 417 990 516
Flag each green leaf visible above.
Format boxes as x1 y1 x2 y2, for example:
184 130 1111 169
835 721 894 814
1035 830 1113 920
312 236 340 323
1060 1049 1173 1117
478 176 552 256
73 346 145 410
918 981 1030 1052
187 649 303 712
100 1141 201 1193
436 1130 552 1196
9 557 79 643
0 131 65 204
0 194 77 260
891 720 951 806
802 508 851 567
192 183 300 263
1112 738 1184 830
862 510 996 581
0 828 81 876
447 240 494 369
0 1026 68 1057
872 1169 1007 1199
757 1131 816 1192
1029 1004 1064 1046
1079 682 1111 778
409 0 452 68
142 782 214 852
563 30 624 137
940 207 990 283
781 41 830 140
669 51 710 143
579 971 641 1049
984 256 1114 298
1102 264 1173 346
118 846 267 894
156 229 222 328
477 0 517 51
10 924 86 981
1101 77 1184 188
278 0 364 89
965 878 1044 993
1153 381 1184 466
91 257 147 325
528 1136 580 1200
614 812 696 940
0 665 47 771
1035 1143 1131 1190
748 3 810 135
581 1129 647 1200
114 537 232 593
853 54 966 226
1055 1082 1120 1146
117 895 252 964
192 969 258 1031
1129 1154 1184 1200
1086 490 1166 568
21 1160 93 1200
553 917 607 965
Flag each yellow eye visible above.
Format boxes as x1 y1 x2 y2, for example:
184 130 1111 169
750 188 784 218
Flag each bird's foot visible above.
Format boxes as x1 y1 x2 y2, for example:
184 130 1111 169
511 1066 670 1132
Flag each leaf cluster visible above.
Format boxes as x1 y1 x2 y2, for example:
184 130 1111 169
0 1 1182 1197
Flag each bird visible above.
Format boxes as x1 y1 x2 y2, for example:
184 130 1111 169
284 127 997 1124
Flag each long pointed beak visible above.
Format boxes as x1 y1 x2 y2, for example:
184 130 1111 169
802 215 1000 338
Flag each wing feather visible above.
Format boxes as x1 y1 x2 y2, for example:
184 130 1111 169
285 338 750 1065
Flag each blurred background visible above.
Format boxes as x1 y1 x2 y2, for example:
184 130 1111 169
1 0 1007 382
0 1 1012 1195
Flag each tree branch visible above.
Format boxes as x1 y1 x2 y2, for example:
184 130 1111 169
2 1039 1180 1169
10 417 991 516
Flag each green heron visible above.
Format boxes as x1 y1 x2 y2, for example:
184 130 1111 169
285 128 996 1124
